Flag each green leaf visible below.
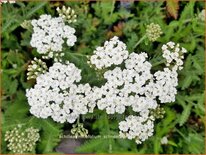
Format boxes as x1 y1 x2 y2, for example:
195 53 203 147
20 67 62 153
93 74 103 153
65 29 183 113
179 102 192 126
75 138 106 153
26 2 48 18
187 133 204 154
153 108 177 153
35 119 63 153
92 1 118 25
181 76 193 90
180 1 195 21
3 91 29 120
168 140 178 147
179 53 204 89
9 79 18 94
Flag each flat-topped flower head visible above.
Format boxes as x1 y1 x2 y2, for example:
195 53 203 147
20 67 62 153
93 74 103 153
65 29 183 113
119 115 154 144
26 62 96 123
30 14 77 54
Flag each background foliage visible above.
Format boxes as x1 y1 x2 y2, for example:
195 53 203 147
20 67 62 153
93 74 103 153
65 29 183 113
1 1 205 154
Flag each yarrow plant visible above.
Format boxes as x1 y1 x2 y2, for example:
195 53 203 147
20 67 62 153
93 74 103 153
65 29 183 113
25 6 187 145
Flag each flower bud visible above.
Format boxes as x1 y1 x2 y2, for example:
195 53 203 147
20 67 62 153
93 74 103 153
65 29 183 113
56 5 77 23
146 23 163 42
27 57 48 80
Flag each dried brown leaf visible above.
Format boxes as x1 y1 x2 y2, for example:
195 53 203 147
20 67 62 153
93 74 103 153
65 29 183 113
166 0 179 19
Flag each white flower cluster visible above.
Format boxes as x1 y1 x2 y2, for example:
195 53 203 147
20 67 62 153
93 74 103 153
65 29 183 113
30 14 76 54
27 36 187 145
88 38 186 144
162 41 187 71
153 68 178 103
5 126 39 153
26 62 96 123
90 52 179 144
89 36 129 69
119 115 154 144
92 52 157 115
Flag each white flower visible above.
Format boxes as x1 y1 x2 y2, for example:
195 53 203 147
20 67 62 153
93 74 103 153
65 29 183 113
161 136 168 145
119 115 154 144
152 68 178 103
119 121 129 132
162 42 187 71
30 14 76 55
89 36 129 69
26 62 95 123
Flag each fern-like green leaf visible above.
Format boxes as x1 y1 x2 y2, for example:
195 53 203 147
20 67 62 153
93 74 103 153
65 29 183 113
75 138 107 153
28 118 63 154
3 91 29 122
179 102 192 126
26 2 48 18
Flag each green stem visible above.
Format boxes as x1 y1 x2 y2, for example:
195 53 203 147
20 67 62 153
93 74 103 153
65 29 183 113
133 35 147 49
104 112 112 153
110 0 115 17
175 129 189 142
183 19 192 24
70 52 87 57
77 117 80 125
152 59 166 67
